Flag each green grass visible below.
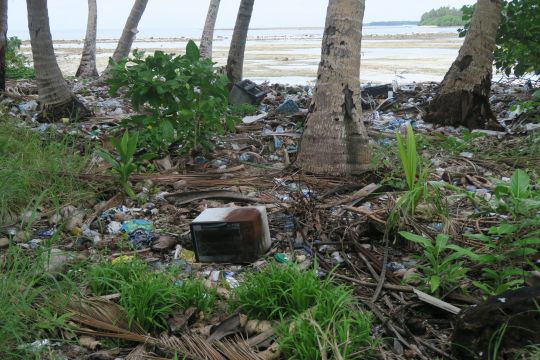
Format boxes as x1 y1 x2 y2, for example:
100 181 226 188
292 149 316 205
89 258 216 332
0 246 79 359
278 285 376 359
230 264 323 320
230 264 376 359
88 258 149 296
0 119 95 225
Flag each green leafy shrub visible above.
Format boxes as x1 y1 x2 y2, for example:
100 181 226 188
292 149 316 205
455 170 540 296
6 37 35 79
400 232 469 294
460 0 540 76
108 41 232 156
97 130 139 199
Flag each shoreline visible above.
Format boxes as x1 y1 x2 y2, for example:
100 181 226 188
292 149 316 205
19 32 463 85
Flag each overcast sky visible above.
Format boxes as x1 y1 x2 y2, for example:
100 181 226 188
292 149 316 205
8 0 476 37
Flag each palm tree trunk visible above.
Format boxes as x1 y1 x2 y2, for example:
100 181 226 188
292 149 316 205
200 0 221 60
76 0 98 78
425 0 502 129
111 0 148 63
26 0 91 122
226 0 254 85
295 0 370 176
0 0 7 92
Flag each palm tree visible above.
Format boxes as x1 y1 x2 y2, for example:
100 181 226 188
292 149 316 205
26 0 91 121
200 0 221 60
76 0 98 78
226 0 254 85
296 0 370 176
0 0 7 92
102 0 149 75
425 0 502 128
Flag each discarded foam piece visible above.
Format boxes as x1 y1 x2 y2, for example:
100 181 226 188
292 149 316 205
190 206 271 263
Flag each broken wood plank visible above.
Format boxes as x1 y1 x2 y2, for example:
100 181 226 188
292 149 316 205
318 183 380 209
413 288 461 315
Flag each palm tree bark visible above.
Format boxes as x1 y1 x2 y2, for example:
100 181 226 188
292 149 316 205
295 0 370 176
226 0 254 85
76 0 98 78
425 0 502 129
102 0 148 75
0 0 7 92
26 0 91 122
200 0 221 60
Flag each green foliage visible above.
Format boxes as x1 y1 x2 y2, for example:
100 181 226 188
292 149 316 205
454 170 540 296
108 41 232 156
230 264 323 320
390 124 430 223
0 246 79 358
89 258 215 332
396 124 418 192
97 130 139 199
419 7 464 26
278 285 376 360
400 232 469 294
231 264 376 359
6 37 35 80
492 169 540 219
119 273 215 332
120 272 182 331
460 0 540 76
88 258 149 296
0 120 94 225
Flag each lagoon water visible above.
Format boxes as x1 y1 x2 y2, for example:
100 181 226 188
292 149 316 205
14 26 464 85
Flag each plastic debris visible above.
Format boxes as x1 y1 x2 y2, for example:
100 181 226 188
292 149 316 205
107 221 123 234
224 271 239 288
276 99 300 114
121 219 153 233
274 253 289 263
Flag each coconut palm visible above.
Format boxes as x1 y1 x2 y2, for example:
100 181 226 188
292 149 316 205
102 0 149 75
226 0 254 85
200 0 221 60
0 0 7 91
76 0 98 78
26 0 90 121
425 0 503 128
296 0 370 175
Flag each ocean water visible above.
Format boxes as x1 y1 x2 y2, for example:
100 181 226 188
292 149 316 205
10 25 461 41
13 26 463 85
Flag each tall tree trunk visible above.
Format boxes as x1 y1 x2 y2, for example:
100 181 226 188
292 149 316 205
102 0 148 75
26 0 91 122
0 0 7 92
296 0 370 176
425 0 502 129
200 0 221 60
76 0 98 78
226 0 254 85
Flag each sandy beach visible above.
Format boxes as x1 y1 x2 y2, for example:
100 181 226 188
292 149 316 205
20 29 463 85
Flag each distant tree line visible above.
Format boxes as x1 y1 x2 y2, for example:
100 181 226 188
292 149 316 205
419 6 465 26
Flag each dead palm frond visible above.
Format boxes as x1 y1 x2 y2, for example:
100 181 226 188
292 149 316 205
68 297 272 360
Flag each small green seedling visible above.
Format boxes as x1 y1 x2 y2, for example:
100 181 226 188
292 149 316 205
98 130 138 199
400 231 469 294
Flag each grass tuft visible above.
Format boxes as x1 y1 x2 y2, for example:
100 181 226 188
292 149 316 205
0 120 95 224
230 264 377 359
